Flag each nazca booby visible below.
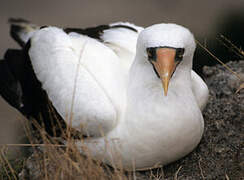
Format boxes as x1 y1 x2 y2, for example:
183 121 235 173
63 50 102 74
0 19 209 170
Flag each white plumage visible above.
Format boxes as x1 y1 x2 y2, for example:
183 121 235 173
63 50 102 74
27 22 208 170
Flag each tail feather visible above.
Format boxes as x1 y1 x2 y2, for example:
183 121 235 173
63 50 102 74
8 18 40 47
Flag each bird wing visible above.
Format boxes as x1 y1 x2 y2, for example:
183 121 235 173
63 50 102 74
9 18 143 69
7 19 141 136
191 70 209 111
101 22 144 69
28 26 127 137
64 22 143 69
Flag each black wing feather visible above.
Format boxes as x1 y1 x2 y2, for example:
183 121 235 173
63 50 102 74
64 24 138 41
0 59 23 111
0 42 66 136
64 25 110 40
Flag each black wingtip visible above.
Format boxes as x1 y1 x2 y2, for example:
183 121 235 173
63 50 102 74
8 18 30 24
110 24 138 32
10 25 26 47
8 18 33 48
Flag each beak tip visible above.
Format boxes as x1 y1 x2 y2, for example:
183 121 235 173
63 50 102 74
162 78 169 96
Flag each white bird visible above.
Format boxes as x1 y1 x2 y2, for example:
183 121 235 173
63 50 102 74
0 19 208 170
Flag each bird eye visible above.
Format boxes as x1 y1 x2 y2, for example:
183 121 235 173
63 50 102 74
147 48 156 61
175 48 184 61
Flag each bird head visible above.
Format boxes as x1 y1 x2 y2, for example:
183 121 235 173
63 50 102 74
137 23 196 96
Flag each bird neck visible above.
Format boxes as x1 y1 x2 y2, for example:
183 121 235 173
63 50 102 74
123 53 197 126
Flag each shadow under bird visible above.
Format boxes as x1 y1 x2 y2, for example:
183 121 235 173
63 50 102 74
0 18 209 170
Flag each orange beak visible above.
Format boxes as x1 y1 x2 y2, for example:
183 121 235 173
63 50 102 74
151 48 177 96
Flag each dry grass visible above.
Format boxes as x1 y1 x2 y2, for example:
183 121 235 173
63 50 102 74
0 117 136 180
217 34 244 59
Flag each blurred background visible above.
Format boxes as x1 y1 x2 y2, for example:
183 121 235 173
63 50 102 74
0 0 243 156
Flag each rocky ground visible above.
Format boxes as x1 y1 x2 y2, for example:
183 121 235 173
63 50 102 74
1 61 243 179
